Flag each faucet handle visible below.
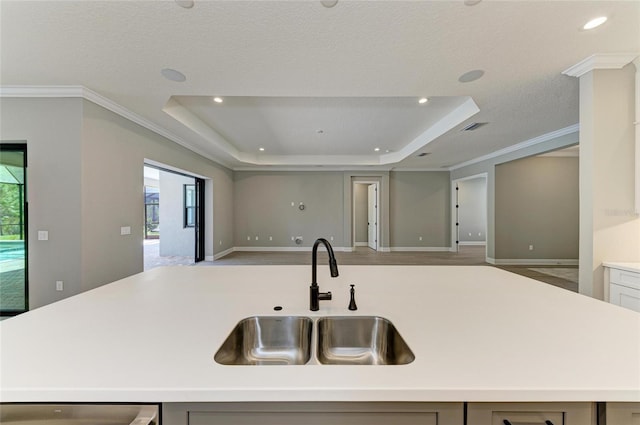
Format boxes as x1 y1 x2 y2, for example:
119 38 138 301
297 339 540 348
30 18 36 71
319 291 332 301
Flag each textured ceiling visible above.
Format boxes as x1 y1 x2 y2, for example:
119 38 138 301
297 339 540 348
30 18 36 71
1 1 638 169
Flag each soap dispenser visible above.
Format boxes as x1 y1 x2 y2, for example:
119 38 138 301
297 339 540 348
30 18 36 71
348 284 357 311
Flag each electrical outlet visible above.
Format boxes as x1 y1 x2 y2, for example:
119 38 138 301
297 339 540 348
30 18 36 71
56 281 63 291
330 236 334 241
219 240 223 245
269 236 273 241
38 230 48 241
247 236 251 241
529 245 534 251
255 236 259 241
419 236 422 241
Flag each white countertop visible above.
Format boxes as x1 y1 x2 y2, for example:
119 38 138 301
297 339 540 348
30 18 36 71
1 265 639 403
603 262 640 274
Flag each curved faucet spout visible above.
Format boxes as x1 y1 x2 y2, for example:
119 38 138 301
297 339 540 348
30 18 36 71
310 238 339 311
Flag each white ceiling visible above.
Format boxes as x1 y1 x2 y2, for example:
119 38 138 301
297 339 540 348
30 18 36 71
1 1 638 170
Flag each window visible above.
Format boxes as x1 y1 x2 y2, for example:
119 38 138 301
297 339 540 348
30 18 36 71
184 184 196 228
0 143 28 315
144 185 159 239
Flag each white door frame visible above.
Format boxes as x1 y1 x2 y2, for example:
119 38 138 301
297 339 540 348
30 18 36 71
352 180 380 251
367 183 378 251
451 173 488 257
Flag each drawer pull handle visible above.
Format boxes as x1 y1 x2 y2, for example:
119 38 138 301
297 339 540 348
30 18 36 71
503 421 554 425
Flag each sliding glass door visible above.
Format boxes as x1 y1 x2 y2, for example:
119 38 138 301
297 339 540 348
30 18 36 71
0 144 28 315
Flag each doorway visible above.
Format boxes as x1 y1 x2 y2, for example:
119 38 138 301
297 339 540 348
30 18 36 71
0 143 28 316
143 165 205 270
354 181 379 251
451 174 488 255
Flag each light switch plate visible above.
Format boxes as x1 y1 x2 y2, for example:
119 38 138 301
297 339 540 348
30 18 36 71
120 226 131 235
38 230 49 241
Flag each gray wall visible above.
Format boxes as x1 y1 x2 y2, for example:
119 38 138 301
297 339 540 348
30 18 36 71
233 171 344 247
81 100 234 292
457 177 486 243
451 131 579 260
1 97 234 309
0 98 83 309
354 184 368 244
159 170 195 257
495 156 579 260
389 171 450 248
233 170 452 250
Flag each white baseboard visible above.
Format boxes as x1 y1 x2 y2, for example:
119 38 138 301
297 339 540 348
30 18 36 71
458 241 486 246
204 255 214 261
213 247 234 260
390 247 452 252
232 246 350 252
488 257 579 266
355 242 368 247
379 247 391 253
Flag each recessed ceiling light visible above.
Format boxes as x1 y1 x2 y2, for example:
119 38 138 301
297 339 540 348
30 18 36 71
583 16 607 30
259 147 265 152
175 0 194 9
458 69 485 83
160 68 186 82
418 97 428 104
316 129 324 134
321 0 338 8
374 148 380 152
213 97 223 103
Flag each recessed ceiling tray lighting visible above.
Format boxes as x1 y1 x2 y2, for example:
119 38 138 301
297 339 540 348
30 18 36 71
583 16 607 30
458 69 485 83
418 97 428 104
213 97 223 103
259 147 265 152
160 68 186 82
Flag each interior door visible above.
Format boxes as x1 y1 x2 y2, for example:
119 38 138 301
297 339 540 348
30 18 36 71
194 177 205 263
367 184 377 251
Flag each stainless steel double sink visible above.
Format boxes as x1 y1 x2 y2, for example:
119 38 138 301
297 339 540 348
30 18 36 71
214 316 415 366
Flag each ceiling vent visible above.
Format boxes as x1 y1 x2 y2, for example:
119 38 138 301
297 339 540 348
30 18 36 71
461 122 488 132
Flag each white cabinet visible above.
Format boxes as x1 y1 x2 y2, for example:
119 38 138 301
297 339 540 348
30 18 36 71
163 402 464 425
467 402 594 425
606 403 640 425
605 264 640 313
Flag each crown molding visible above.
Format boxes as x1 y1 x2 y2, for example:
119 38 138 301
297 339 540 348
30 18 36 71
449 123 579 171
562 53 639 78
0 85 233 169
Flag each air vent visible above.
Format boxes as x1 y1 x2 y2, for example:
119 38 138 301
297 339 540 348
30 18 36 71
417 152 430 157
461 122 488 131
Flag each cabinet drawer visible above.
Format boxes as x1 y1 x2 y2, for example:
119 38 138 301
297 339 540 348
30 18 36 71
164 402 464 425
609 269 640 291
610 283 640 312
607 402 640 425
467 402 594 425
189 411 438 425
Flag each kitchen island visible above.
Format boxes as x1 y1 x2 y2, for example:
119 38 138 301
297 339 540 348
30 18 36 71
1 265 639 424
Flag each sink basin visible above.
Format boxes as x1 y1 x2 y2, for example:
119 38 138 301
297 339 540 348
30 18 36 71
214 316 312 365
316 316 415 365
